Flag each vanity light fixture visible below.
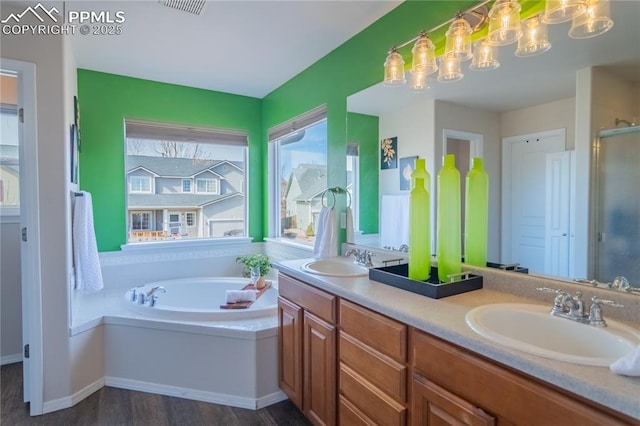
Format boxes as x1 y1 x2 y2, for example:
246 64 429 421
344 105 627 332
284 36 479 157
383 47 406 86
568 0 614 39
411 32 438 76
411 69 429 92
470 40 500 70
543 0 586 24
515 14 552 57
437 56 464 82
487 0 523 46
445 13 474 61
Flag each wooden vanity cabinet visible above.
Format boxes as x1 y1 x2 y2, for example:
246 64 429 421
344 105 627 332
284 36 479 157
338 299 408 426
410 328 635 426
278 273 337 426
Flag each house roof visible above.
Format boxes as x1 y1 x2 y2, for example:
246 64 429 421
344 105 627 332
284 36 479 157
126 155 242 178
286 163 327 201
128 193 241 209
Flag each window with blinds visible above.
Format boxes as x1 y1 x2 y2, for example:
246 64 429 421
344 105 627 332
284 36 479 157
268 106 327 245
124 119 248 243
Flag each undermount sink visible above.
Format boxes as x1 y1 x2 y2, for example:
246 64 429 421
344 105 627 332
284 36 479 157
300 259 368 277
466 303 640 366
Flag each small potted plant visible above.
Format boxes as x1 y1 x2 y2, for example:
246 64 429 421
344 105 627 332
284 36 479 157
236 253 272 289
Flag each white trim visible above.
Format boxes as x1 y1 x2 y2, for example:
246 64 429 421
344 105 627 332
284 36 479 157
181 178 192 193
0 213 20 223
1 353 22 365
41 377 105 414
442 129 484 168
104 377 287 410
118 236 253 255
129 175 152 193
195 177 219 194
2 57 44 415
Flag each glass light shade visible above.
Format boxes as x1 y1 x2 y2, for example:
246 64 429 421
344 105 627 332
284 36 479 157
445 16 473 61
569 0 613 39
543 0 586 24
487 0 523 46
411 34 438 75
469 40 500 70
383 48 406 86
515 15 552 56
411 69 429 92
437 57 464 82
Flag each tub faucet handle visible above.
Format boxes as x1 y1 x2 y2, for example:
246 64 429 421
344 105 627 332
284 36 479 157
137 293 146 305
149 295 159 307
130 289 137 302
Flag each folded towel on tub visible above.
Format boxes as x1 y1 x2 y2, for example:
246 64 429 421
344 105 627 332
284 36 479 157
226 289 257 304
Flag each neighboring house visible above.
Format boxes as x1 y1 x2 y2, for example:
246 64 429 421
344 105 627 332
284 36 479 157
283 164 327 236
126 155 244 241
0 144 19 208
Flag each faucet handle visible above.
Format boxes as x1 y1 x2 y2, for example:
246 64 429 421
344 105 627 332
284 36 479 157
592 296 624 308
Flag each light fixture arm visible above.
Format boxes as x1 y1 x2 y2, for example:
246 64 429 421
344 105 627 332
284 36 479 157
386 0 493 54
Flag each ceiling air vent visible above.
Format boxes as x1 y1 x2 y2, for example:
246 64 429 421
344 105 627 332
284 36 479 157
159 0 206 16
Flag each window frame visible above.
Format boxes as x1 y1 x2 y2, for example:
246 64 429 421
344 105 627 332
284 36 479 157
123 119 248 246
129 175 152 193
0 104 20 218
182 178 192 193
267 106 328 245
130 211 152 231
195 178 218 194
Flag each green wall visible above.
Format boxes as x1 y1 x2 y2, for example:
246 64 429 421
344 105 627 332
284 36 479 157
261 0 477 245
77 70 262 252
347 112 379 234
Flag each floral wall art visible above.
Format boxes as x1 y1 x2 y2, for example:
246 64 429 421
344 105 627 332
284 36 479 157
399 156 417 190
380 137 397 169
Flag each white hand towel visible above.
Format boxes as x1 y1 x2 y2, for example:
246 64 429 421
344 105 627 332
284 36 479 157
380 194 410 249
346 206 355 243
610 345 640 376
226 289 256 304
313 206 338 258
72 191 104 293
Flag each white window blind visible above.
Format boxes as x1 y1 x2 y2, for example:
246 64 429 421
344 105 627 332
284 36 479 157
268 105 327 142
125 119 248 146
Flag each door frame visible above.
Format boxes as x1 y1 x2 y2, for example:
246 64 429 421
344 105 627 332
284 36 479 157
501 128 566 263
2 57 44 414
442 129 483 169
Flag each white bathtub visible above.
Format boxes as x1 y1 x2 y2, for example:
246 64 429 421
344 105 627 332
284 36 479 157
124 277 278 321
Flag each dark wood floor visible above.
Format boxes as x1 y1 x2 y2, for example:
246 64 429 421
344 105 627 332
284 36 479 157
1 363 310 425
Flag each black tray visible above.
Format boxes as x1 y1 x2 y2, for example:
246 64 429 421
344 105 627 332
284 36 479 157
486 262 529 274
368 264 483 299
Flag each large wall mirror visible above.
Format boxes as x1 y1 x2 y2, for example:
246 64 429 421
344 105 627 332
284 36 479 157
347 0 639 293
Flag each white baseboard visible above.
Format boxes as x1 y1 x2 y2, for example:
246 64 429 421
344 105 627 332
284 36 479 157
105 376 287 410
1 353 22 365
255 390 288 409
42 377 105 414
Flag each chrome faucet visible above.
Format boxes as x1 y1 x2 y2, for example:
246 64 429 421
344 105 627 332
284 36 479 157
539 287 623 327
345 248 374 267
130 285 166 307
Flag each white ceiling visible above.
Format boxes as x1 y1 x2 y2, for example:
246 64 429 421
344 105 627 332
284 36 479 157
348 0 640 115
67 0 401 98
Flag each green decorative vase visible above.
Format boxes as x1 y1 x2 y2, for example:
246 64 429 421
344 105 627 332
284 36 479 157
464 157 489 267
411 158 430 192
409 177 431 281
437 154 461 282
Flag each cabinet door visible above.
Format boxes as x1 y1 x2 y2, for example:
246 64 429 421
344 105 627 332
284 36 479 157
304 311 337 426
278 297 303 409
411 374 495 426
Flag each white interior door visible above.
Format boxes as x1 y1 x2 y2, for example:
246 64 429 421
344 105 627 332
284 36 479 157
502 129 565 274
545 151 572 277
3 57 43 414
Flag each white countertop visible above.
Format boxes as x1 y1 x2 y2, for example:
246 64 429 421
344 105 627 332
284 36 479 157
276 257 640 420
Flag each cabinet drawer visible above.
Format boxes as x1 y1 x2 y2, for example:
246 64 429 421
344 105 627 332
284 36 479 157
278 273 336 323
340 363 406 426
411 329 633 425
340 299 407 362
411 373 495 426
340 395 376 426
339 331 407 402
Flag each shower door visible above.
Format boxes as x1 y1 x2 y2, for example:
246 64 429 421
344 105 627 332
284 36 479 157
595 127 640 285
